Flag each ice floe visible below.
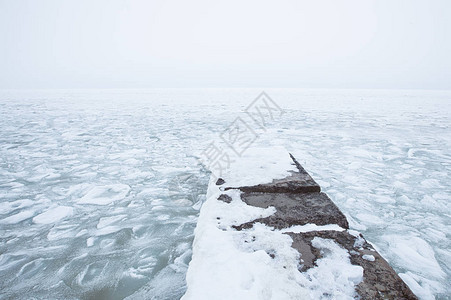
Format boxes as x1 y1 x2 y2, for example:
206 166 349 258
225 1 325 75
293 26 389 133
78 184 130 205
32 206 74 224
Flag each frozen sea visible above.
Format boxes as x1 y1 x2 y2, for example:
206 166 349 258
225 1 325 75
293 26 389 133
0 89 450 299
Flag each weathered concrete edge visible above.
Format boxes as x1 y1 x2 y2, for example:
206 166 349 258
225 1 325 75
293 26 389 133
216 153 418 299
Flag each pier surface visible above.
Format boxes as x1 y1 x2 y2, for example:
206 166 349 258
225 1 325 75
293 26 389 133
183 147 417 299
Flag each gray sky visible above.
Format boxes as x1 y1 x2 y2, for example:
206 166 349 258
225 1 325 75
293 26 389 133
0 0 450 89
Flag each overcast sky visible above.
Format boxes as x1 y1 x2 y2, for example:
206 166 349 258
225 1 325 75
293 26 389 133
0 0 450 89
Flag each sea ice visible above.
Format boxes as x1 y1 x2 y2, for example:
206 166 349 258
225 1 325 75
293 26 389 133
32 206 74 224
0 89 449 299
78 184 130 205
381 235 446 280
0 210 35 224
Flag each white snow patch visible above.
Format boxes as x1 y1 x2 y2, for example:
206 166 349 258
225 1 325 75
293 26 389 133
280 223 345 233
362 254 375 262
218 146 298 188
305 237 363 299
183 219 311 299
212 189 276 228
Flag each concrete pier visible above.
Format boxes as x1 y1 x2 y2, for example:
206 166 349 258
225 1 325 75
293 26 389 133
183 148 418 299
222 154 417 299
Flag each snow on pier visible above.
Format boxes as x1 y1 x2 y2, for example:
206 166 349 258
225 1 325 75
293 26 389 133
183 147 417 299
